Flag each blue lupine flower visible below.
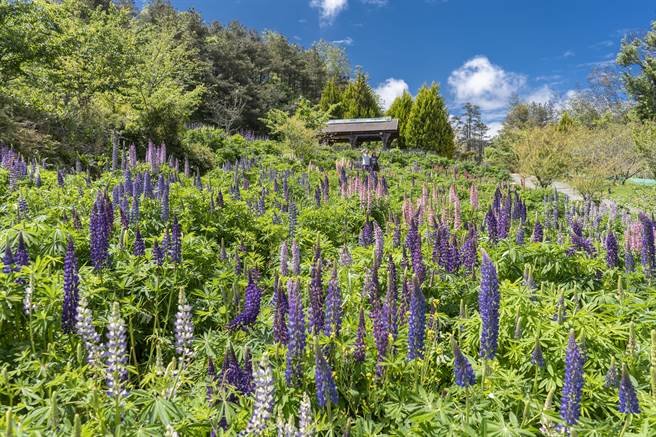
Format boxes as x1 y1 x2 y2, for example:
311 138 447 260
314 344 338 407
451 337 475 387
407 277 426 360
285 279 306 385
618 364 640 415
479 250 500 360
560 330 585 426
62 237 79 334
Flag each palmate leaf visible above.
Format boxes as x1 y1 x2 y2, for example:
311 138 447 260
135 390 184 427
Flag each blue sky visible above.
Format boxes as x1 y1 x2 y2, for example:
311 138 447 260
170 0 654 133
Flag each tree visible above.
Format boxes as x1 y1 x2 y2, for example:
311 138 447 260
405 83 455 157
386 91 413 148
341 69 381 119
319 78 344 119
632 118 656 177
313 40 350 81
617 19 656 120
454 102 488 160
567 67 628 127
504 98 556 130
512 126 570 188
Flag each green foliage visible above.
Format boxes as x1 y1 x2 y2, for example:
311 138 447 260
512 125 571 187
386 91 413 148
341 69 382 119
405 83 455 157
617 19 656 120
632 117 656 177
319 78 344 119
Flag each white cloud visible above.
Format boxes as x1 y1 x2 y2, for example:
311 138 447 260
448 56 526 111
562 50 575 58
375 78 409 110
361 0 388 5
310 0 348 25
526 85 556 104
332 36 353 46
486 122 503 138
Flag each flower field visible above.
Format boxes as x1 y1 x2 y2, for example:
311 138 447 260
0 141 655 436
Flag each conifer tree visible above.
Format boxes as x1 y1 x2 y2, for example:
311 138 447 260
319 78 344 119
386 91 413 148
405 83 455 157
341 69 382 119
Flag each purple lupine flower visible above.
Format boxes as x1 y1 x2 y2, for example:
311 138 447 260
360 220 373 247
605 357 618 388
17 197 28 220
374 221 384 262
385 255 399 340
57 169 65 188
405 216 425 283
280 241 289 277
497 196 511 239
217 191 224 208
175 289 194 369
625 240 635 273
532 338 545 367
130 196 140 224
560 330 585 427
152 240 163 266
605 230 619 268
314 344 338 407
451 337 475 387
309 244 324 334
485 209 498 242
354 308 366 363
62 237 79 334
76 295 104 367
170 215 182 263
291 239 300 275
531 220 544 243
238 353 274 436
105 302 129 401
640 213 655 276
515 224 525 245
285 279 306 385
273 278 289 344
618 364 640 414
15 233 29 269
228 272 263 331
479 250 500 360
407 277 426 360
461 227 478 276
339 245 352 267
90 192 110 270
160 185 170 223
324 265 343 337
2 244 14 274
133 228 145 256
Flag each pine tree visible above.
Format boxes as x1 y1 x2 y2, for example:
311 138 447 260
386 91 413 148
405 83 455 157
341 69 382 119
319 78 344 119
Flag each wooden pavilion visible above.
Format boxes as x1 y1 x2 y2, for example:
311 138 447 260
321 117 399 149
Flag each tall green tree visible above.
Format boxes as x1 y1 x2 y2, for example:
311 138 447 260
405 83 454 156
386 91 413 148
341 69 381 119
319 78 344 118
617 19 656 120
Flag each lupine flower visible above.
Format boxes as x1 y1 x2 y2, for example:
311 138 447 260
469 184 479 210
360 220 373 246
161 185 170 222
354 308 366 363
15 233 29 269
451 337 476 387
153 240 164 266
605 357 618 388
407 277 426 360
618 364 640 414
76 295 104 367
286 279 306 385
241 349 254 394
531 220 544 243
3 245 14 274
62 237 79 334
133 228 145 256
175 289 194 369
228 272 263 331
461 227 478 276
479 250 500 360
640 213 655 276
279 241 289 277
532 338 545 368
339 245 352 266
405 216 425 283
374 221 384 261
273 279 289 344
298 392 313 436
605 230 619 268
485 209 498 242
324 265 343 338
170 215 182 263
515 225 525 245
291 239 300 275
314 344 338 407
238 353 274 436
560 330 585 427
309 245 324 334
105 302 129 401
23 282 35 315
